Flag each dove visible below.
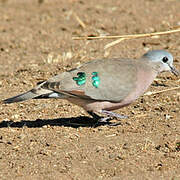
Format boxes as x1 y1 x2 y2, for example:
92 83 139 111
3 50 179 124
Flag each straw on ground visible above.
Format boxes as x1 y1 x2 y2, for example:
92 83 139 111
73 27 180 49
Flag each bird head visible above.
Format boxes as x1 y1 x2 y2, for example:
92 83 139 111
142 50 179 76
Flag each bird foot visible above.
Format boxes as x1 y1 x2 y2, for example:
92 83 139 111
97 116 121 126
87 110 127 126
101 110 128 119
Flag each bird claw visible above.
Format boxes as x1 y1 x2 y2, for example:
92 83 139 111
87 110 126 127
101 110 128 119
98 116 112 123
96 117 121 126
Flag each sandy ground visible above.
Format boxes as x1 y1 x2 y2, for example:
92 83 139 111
0 0 180 179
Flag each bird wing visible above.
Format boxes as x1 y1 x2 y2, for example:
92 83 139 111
41 59 138 102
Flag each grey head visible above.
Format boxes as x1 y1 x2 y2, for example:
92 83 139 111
142 50 179 76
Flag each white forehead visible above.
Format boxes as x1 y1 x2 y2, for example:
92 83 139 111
142 50 173 63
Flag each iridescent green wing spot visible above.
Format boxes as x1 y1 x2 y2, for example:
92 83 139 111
92 72 100 88
73 72 86 86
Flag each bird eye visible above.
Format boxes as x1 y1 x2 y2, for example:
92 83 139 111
162 56 168 63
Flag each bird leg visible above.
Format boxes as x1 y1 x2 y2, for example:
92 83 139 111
87 110 127 126
87 111 112 123
100 110 128 119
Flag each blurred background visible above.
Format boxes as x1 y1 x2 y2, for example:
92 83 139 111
0 0 180 179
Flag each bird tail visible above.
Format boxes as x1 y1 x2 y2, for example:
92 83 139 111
3 90 42 104
3 88 67 104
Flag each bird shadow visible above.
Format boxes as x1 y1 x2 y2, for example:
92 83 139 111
0 116 113 128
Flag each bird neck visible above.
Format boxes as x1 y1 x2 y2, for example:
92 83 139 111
146 61 162 74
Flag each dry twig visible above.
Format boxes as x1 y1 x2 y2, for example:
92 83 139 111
73 28 180 40
73 12 86 29
144 86 180 96
72 28 180 49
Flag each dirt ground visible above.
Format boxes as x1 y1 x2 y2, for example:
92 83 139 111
0 0 180 179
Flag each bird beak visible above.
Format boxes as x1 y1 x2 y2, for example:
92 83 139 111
169 64 179 76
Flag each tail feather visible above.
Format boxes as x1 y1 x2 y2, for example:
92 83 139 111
3 90 68 104
3 90 40 104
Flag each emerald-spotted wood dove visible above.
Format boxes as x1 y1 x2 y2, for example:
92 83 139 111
3 50 179 123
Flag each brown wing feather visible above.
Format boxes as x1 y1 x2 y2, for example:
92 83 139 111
78 59 138 102
41 58 138 102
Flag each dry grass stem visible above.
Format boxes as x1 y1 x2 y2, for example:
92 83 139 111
73 28 180 48
104 38 126 49
144 86 180 96
73 28 180 40
73 12 86 29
